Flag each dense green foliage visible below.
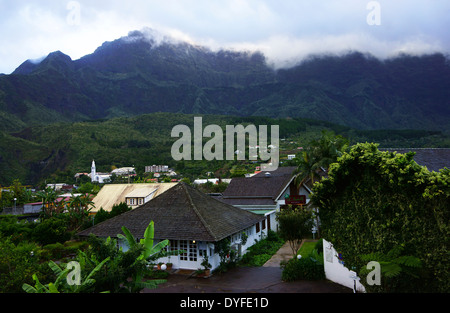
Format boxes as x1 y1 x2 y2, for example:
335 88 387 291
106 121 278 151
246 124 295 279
239 230 285 267
0 216 92 292
1 112 448 186
0 236 52 293
281 240 325 282
312 143 449 292
0 215 72 245
93 202 132 225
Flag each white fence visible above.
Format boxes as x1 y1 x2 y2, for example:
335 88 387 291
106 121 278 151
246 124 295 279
322 239 366 292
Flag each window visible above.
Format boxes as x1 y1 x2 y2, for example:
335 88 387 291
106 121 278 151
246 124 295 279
189 241 197 261
138 198 143 205
167 240 178 253
262 219 266 230
129 198 135 205
256 222 260 233
199 249 207 258
180 240 188 261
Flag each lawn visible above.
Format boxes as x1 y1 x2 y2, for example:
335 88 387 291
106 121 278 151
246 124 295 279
297 240 319 257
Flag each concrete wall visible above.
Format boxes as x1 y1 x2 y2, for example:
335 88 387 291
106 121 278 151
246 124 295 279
323 238 366 292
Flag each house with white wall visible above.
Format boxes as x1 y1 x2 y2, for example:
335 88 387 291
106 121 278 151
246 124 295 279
78 182 266 271
89 183 177 213
217 167 298 232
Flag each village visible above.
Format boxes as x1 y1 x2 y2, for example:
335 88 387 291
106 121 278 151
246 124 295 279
0 136 449 294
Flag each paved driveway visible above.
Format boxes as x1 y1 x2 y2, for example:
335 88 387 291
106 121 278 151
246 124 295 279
143 266 350 293
143 242 351 293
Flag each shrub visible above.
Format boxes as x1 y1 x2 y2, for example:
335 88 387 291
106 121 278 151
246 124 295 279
0 216 36 243
239 231 285 267
42 242 66 260
32 217 71 245
281 256 325 282
0 237 52 293
312 143 450 292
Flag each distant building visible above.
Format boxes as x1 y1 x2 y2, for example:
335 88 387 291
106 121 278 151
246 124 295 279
90 160 111 183
193 178 232 185
124 185 159 208
111 167 135 176
145 165 169 173
89 183 177 213
23 202 43 214
46 183 74 191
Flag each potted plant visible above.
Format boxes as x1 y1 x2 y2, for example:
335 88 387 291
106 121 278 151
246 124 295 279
166 263 173 271
198 256 212 277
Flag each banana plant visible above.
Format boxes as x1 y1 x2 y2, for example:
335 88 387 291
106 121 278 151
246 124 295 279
117 221 170 292
22 258 110 293
118 220 169 261
22 273 61 293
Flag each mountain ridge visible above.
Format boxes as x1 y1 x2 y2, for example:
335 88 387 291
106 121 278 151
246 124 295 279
1 29 449 132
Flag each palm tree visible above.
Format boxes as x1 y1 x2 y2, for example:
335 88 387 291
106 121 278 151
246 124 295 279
295 131 349 188
67 193 95 231
310 130 349 169
293 131 349 238
36 187 57 217
293 150 322 188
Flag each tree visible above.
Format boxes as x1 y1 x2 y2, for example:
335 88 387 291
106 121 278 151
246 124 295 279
276 207 314 256
294 131 349 187
293 131 349 239
293 150 322 187
309 130 349 169
36 187 58 217
117 221 171 292
312 143 449 292
66 193 95 232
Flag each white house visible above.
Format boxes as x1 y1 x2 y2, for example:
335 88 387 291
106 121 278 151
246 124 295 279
78 182 266 271
217 167 300 232
124 186 158 208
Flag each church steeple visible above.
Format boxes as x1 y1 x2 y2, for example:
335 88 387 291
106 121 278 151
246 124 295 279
91 160 96 182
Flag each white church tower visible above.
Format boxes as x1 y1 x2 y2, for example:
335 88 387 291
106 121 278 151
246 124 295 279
91 160 97 182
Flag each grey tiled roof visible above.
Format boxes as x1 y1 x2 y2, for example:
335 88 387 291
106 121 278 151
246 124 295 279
222 167 296 198
77 182 264 242
380 148 450 172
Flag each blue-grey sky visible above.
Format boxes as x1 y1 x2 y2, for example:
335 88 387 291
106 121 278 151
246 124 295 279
0 0 449 73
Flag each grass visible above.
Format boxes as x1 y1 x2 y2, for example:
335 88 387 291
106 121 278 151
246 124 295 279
297 240 319 258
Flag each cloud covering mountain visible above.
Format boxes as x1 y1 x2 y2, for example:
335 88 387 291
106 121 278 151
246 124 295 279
1 29 449 133
1 0 449 73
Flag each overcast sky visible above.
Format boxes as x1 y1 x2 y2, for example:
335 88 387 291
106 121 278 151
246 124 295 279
0 0 449 73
